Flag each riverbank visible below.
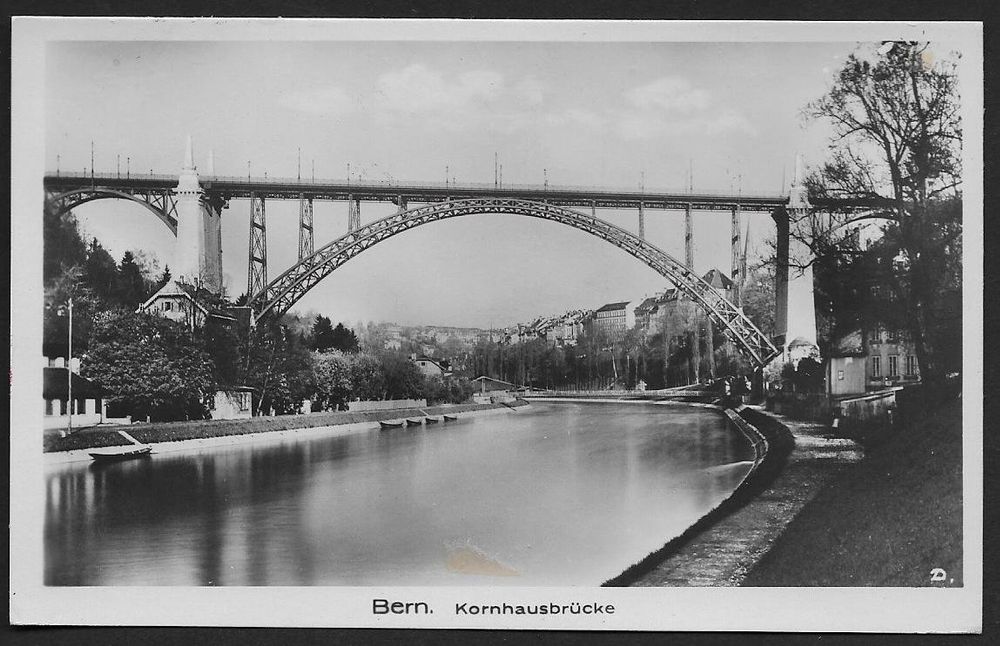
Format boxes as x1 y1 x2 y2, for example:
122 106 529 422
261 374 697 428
43 400 529 463
743 395 963 586
605 404 805 586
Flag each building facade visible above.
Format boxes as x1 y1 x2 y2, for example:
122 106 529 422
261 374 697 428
592 301 635 342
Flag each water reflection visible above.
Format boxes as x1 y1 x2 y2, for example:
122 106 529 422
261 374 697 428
45 403 754 586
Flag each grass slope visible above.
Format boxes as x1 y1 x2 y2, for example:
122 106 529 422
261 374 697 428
743 396 963 587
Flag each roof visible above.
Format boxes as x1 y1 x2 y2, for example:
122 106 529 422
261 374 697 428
634 296 660 314
139 279 209 315
788 336 819 348
472 376 516 391
43 368 105 399
701 268 734 290
595 301 631 313
829 330 865 357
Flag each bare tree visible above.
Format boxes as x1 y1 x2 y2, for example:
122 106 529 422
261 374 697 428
804 42 962 384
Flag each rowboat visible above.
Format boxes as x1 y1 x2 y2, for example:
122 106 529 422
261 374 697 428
88 445 152 462
406 417 425 425
379 420 406 429
443 415 458 421
425 416 440 424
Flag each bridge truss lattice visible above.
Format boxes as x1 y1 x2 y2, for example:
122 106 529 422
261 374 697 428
250 197 780 368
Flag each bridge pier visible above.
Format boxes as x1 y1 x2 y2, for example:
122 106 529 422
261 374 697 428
298 194 314 260
173 135 223 293
731 204 742 306
684 203 694 269
247 193 267 300
638 202 645 239
347 195 360 233
771 159 818 364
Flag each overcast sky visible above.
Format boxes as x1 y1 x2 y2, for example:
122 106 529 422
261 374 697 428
46 39 856 328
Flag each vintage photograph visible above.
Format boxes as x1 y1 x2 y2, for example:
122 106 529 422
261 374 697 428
10 19 982 630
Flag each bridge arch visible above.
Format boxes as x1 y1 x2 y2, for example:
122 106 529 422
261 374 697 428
45 188 178 234
252 197 779 367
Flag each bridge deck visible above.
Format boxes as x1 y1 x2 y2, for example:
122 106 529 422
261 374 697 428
44 172 789 212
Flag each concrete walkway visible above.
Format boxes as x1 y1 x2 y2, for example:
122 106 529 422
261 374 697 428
630 409 863 587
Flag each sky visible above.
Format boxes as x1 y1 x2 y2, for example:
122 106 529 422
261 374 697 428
46 39 857 328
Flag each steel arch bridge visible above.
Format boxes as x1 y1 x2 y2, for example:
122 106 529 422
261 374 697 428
44 186 180 234
250 197 780 368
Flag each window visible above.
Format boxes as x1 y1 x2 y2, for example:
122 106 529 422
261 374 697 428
870 285 882 298
905 355 918 376
837 370 844 381
887 329 897 343
871 356 882 378
871 326 883 344
888 355 899 377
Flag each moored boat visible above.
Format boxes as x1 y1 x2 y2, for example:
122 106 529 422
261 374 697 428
443 415 458 421
406 417 425 425
425 416 440 423
88 445 152 462
379 420 406 429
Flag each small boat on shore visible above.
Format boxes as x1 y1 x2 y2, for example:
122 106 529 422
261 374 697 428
379 420 406 429
406 417 425 425
425 416 440 424
443 415 458 422
88 445 152 462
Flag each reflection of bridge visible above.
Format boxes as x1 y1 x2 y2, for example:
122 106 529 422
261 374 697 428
42 141 846 368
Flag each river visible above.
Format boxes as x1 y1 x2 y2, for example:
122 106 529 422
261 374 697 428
44 402 754 586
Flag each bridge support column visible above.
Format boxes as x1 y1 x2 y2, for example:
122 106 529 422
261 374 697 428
298 194 314 260
731 204 742 305
771 170 818 365
638 202 645 239
173 136 205 288
347 195 360 233
396 195 407 214
201 195 226 293
248 193 267 301
684 203 694 269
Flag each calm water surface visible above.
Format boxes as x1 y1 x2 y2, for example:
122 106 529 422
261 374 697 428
45 402 753 586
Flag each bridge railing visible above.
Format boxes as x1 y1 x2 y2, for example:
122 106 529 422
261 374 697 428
44 171 785 200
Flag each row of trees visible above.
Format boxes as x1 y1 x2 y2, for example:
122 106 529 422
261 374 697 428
44 207 171 356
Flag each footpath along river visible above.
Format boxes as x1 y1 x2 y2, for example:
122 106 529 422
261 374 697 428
45 402 755 586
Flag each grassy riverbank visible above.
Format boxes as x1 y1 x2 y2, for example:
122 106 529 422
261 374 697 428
44 400 529 453
743 395 963 586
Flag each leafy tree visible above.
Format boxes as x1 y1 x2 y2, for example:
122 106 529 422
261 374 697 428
311 315 336 351
312 351 353 411
115 251 149 309
381 352 425 399
200 314 242 389
82 310 214 421
241 317 315 415
83 239 119 304
804 41 962 384
43 206 87 283
349 352 387 401
330 322 360 353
